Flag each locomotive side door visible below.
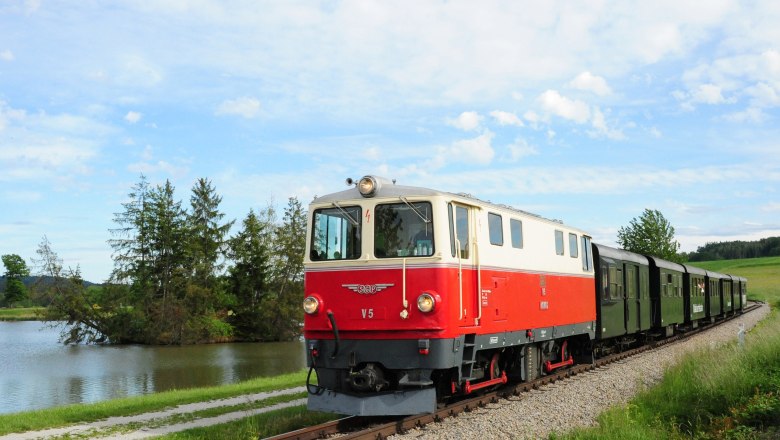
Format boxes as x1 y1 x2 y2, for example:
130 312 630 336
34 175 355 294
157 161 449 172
450 203 479 327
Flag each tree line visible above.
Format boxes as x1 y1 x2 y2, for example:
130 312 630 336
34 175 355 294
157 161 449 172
684 236 780 262
2 175 306 345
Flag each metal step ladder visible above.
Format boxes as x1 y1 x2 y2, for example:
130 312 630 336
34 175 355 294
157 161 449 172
460 333 477 381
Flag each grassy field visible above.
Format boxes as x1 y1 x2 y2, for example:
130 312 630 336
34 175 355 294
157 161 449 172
0 307 44 321
560 255 780 440
692 256 780 306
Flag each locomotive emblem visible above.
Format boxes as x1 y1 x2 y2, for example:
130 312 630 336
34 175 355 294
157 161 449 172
342 283 394 295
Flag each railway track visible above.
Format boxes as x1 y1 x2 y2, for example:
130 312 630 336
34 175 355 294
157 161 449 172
266 303 763 440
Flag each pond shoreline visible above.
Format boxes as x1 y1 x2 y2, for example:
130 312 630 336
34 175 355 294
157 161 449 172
0 321 306 414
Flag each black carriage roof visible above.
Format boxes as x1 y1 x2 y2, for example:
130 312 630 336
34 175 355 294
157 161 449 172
594 243 648 265
311 177 567 227
682 264 707 276
645 255 686 272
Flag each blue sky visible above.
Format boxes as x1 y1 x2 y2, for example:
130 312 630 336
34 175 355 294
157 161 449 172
1 1 779 282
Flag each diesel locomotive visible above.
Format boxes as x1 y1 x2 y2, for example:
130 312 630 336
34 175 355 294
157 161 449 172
302 176 747 416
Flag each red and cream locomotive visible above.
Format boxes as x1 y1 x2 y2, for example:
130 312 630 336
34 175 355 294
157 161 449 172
302 176 597 415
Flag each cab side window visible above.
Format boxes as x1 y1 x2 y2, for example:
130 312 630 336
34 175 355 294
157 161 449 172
555 230 564 256
488 213 503 246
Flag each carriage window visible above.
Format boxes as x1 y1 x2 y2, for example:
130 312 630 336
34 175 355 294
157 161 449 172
510 219 523 249
311 206 362 260
555 230 564 256
488 213 503 246
569 233 578 258
375 202 434 258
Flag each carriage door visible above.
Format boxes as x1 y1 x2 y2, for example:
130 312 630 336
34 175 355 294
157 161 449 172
450 203 479 327
625 264 639 333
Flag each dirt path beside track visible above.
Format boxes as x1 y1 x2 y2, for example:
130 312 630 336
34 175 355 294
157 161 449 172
1 387 306 440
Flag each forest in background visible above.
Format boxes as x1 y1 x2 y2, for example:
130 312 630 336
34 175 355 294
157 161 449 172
1 175 306 345
684 236 780 262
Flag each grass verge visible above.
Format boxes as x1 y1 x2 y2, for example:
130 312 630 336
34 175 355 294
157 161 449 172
0 307 45 321
0 369 308 435
559 309 780 439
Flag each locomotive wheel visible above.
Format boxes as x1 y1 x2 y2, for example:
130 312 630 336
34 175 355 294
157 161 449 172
489 352 500 380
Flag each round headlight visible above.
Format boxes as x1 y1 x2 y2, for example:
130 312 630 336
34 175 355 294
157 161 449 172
417 293 435 313
303 296 320 315
358 176 378 197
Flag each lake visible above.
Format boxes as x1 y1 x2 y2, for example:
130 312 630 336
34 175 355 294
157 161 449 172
0 321 306 414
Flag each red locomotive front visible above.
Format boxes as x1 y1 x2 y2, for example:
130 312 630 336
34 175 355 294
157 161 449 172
303 176 596 415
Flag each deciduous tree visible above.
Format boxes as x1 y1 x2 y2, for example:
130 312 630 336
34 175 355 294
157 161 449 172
617 209 684 263
2 253 30 305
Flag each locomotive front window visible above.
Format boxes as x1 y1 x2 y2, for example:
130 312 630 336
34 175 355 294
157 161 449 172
311 206 362 261
375 202 434 258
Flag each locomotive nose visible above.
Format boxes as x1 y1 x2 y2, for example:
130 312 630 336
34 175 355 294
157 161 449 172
347 363 389 392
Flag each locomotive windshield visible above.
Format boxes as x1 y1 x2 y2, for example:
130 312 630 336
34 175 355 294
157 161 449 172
310 205 361 260
375 201 434 258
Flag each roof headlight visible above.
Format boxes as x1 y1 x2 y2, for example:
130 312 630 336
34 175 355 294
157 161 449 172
358 176 379 197
417 293 436 313
303 296 320 315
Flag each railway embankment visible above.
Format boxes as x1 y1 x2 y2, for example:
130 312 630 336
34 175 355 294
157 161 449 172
390 303 771 440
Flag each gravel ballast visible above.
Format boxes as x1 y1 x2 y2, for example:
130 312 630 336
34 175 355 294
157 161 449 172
391 304 770 440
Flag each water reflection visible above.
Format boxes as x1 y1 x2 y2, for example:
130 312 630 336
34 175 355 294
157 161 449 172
0 321 306 414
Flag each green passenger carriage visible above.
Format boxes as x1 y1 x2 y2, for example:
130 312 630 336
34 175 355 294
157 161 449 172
647 256 685 336
683 264 707 328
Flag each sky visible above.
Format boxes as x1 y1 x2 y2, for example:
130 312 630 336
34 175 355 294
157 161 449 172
1 0 780 283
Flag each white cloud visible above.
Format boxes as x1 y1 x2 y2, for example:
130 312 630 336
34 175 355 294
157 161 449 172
0 100 27 131
761 202 780 212
721 107 767 123
2 190 42 202
0 102 108 183
127 160 188 178
691 83 728 104
589 107 625 140
745 82 780 108
124 111 142 124
117 55 163 87
569 71 612 96
448 131 495 165
537 90 591 124
0 49 13 61
215 97 261 119
490 110 524 127
448 111 482 131
523 111 542 126
506 138 538 162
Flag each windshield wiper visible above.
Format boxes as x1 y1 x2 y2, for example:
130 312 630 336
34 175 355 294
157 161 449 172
332 201 358 226
400 196 431 223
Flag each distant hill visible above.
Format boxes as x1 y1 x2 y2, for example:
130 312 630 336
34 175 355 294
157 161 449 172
686 237 780 262
0 275 99 292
